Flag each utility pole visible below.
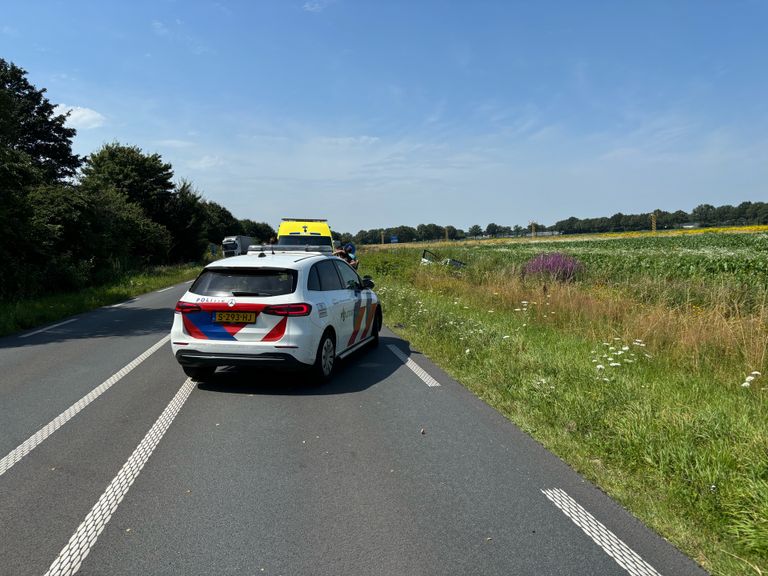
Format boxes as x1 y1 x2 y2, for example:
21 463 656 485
381 230 385 245
529 221 536 238
651 211 657 233
445 227 449 242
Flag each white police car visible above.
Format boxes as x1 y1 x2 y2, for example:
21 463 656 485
171 245 381 382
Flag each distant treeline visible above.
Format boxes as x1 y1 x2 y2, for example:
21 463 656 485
0 59 274 300
349 203 768 245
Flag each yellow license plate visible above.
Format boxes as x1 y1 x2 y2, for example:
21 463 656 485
214 311 257 324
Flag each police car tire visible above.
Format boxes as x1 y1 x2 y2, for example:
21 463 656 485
371 309 382 346
182 366 216 381
312 331 335 382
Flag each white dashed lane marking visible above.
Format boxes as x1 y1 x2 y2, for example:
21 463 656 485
44 378 196 576
541 488 662 576
0 335 171 478
108 298 138 308
387 344 441 387
155 286 173 293
19 319 78 339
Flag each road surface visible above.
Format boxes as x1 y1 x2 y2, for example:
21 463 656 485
0 283 707 576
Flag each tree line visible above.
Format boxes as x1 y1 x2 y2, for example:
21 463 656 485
349 202 768 246
0 58 274 301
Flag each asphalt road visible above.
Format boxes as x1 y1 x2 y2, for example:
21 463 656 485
0 283 708 576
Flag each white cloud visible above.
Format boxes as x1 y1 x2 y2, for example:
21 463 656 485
303 1 333 13
151 20 169 36
188 155 224 170
154 139 195 149
55 105 106 129
316 136 380 147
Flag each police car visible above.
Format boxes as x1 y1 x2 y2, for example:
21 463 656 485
171 245 382 382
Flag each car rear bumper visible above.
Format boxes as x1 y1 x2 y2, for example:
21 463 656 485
175 350 310 370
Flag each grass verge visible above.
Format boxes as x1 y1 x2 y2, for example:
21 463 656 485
362 248 767 576
0 263 202 338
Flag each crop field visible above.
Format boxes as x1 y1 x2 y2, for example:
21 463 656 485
360 232 768 576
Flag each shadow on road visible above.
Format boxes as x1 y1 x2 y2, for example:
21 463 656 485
0 305 174 349
196 335 409 396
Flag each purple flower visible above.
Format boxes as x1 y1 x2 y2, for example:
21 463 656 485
523 252 583 282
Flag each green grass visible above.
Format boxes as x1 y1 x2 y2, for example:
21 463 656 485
0 263 203 337
361 239 768 576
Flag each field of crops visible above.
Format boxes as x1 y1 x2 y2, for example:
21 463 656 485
360 232 768 576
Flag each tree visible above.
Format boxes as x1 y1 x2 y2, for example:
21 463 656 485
163 180 210 262
0 58 80 182
80 143 174 223
202 201 241 244
485 222 500 237
240 219 276 242
468 224 482 237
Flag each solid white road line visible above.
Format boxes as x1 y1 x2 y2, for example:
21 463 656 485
387 344 441 387
0 335 171 478
541 488 662 576
19 319 78 339
44 378 196 576
155 286 173 293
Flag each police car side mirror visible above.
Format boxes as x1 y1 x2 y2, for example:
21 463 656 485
361 276 375 290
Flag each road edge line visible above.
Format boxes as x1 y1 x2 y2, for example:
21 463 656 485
44 378 196 576
0 335 171 478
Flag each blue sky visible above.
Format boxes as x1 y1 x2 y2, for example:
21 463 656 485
3 1 767 233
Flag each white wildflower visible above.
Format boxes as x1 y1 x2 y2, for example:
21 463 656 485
596 365 605 370
751 371 761 376
745 375 755 382
502 335 510 339
465 349 471 354
741 382 751 387
609 362 621 367
622 346 630 351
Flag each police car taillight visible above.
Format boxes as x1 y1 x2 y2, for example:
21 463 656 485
262 303 312 316
175 301 201 314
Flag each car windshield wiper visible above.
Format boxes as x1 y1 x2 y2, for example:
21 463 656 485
231 290 270 296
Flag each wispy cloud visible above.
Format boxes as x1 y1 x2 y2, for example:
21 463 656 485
154 139 196 149
1 25 19 37
302 1 333 13
150 19 209 55
188 155 224 170
151 20 169 36
55 105 106 129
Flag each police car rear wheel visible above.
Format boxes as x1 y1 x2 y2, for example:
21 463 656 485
313 331 335 381
371 309 382 347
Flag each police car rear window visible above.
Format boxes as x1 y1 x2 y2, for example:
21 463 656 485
190 268 298 297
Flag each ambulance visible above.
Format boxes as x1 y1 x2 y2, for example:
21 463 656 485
276 218 334 247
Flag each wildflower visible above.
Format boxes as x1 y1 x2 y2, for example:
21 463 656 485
751 371 762 376
465 349 471 354
745 376 755 382
622 346 630 351
609 362 621 367
596 365 605 370
502 335 510 339
521 301 529 305
741 382 751 387
514 308 522 312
